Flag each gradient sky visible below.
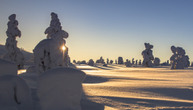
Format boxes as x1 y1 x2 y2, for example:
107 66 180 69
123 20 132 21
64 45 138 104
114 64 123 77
0 0 193 62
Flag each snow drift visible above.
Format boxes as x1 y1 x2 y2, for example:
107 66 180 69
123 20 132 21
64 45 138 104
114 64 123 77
37 67 86 110
0 59 17 76
0 75 32 110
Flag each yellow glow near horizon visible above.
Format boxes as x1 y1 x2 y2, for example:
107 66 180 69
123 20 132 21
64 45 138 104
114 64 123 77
62 45 66 51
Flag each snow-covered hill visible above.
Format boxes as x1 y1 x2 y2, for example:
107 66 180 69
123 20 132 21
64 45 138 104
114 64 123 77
0 44 33 64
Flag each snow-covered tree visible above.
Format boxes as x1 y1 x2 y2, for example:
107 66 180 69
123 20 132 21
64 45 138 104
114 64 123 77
96 56 105 64
34 12 69 73
142 43 154 67
154 57 160 66
125 59 131 67
4 14 24 69
88 59 94 66
118 57 123 64
110 60 113 64
170 46 190 69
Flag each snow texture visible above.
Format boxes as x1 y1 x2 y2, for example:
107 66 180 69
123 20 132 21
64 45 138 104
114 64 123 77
0 75 32 110
142 43 154 67
3 14 24 69
170 46 190 69
33 12 69 73
77 64 193 110
0 59 17 76
37 67 86 110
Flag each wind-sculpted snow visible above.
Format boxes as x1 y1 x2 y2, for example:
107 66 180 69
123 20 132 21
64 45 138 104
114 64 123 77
17 64 193 110
77 64 193 110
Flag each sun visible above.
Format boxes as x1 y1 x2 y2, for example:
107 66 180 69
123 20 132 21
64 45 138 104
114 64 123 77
61 45 66 51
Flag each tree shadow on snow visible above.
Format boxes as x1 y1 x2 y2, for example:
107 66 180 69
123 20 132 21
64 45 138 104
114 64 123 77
83 74 170 84
81 91 105 110
139 87 193 101
100 96 193 109
83 75 109 84
94 66 112 70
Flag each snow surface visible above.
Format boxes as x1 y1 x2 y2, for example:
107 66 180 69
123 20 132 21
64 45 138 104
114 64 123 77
37 67 86 110
0 59 17 76
17 64 193 110
79 64 193 110
0 75 32 110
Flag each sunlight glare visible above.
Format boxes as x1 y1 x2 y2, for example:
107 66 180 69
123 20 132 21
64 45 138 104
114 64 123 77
62 45 66 51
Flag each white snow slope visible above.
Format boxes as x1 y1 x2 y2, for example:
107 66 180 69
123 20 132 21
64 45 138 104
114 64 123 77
79 64 193 110
19 64 193 110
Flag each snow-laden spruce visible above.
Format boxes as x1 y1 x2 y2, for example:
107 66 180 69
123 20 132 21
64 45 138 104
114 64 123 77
154 57 160 66
3 14 25 69
170 46 190 69
37 67 86 110
118 57 123 64
125 59 131 67
142 43 154 67
33 12 69 73
88 59 94 66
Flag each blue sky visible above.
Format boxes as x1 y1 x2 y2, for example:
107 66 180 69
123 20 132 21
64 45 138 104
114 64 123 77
0 0 193 62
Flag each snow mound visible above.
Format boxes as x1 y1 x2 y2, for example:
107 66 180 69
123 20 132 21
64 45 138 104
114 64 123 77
0 59 17 76
33 39 64 73
37 67 86 110
0 75 32 110
26 65 37 73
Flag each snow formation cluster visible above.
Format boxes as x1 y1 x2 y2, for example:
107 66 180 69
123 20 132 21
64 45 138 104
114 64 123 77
96 57 105 64
33 12 69 73
0 12 85 110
